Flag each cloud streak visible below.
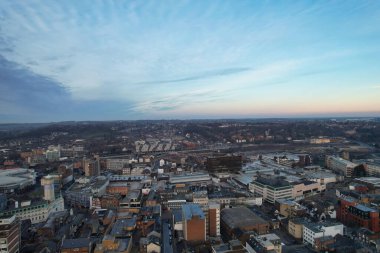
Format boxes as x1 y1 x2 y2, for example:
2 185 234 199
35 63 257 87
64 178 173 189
0 0 380 122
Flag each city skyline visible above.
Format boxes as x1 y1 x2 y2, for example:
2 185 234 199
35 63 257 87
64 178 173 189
1 1 380 123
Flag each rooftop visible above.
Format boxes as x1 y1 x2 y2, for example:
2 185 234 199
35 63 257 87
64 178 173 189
356 177 380 187
182 204 205 221
0 168 35 188
61 238 90 249
110 218 136 236
354 204 376 212
254 176 291 188
304 221 343 233
221 207 267 229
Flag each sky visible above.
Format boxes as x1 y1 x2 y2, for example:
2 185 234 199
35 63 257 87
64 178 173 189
0 0 380 123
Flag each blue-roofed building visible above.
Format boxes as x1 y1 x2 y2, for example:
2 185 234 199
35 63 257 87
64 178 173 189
182 204 206 242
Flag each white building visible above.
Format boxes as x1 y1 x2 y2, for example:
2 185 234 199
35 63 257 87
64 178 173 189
303 222 344 247
0 196 65 224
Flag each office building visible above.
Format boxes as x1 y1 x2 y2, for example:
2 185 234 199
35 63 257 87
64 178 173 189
0 196 65 224
83 157 100 177
250 176 292 204
65 177 109 208
0 215 20 253
208 202 221 237
291 180 325 200
325 156 357 177
206 155 242 174
337 196 380 233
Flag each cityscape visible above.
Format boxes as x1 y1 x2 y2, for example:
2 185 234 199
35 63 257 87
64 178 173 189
1 1 380 253
0 119 380 252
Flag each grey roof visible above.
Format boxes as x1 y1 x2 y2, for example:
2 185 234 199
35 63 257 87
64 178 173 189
355 204 376 212
182 204 205 221
221 207 268 229
110 218 136 236
254 176 291 188
172 209 183 222
61 238 90 249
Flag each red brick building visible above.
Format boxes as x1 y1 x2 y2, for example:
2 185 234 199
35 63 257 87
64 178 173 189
107 183 129 195
182 204 206 242
337 197 380 233
208 203 220 237
100 194 121 209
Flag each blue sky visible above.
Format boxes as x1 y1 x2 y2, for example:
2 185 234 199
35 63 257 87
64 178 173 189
0 0 380 122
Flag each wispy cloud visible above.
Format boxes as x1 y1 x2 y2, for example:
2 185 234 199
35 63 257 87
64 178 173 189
0 0 380 121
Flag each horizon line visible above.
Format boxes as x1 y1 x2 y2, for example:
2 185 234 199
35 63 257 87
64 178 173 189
1 115 380 125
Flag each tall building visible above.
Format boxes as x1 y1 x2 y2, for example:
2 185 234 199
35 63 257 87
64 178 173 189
41 175 55 201
45 145 61 162
83 158 100 177
206 155 242 174
0 215 20 253
182 204 206 242
208 203 220 237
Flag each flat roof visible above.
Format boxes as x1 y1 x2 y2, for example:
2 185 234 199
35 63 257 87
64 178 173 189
182 204 205 221
221 207 267 229
254 176 291 188
355 204 376 212
61 238 90 249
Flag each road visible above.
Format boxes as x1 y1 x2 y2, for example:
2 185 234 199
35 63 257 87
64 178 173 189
162 220 174 253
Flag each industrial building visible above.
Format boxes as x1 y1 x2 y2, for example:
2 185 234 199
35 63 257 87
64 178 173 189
221 207 269 240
